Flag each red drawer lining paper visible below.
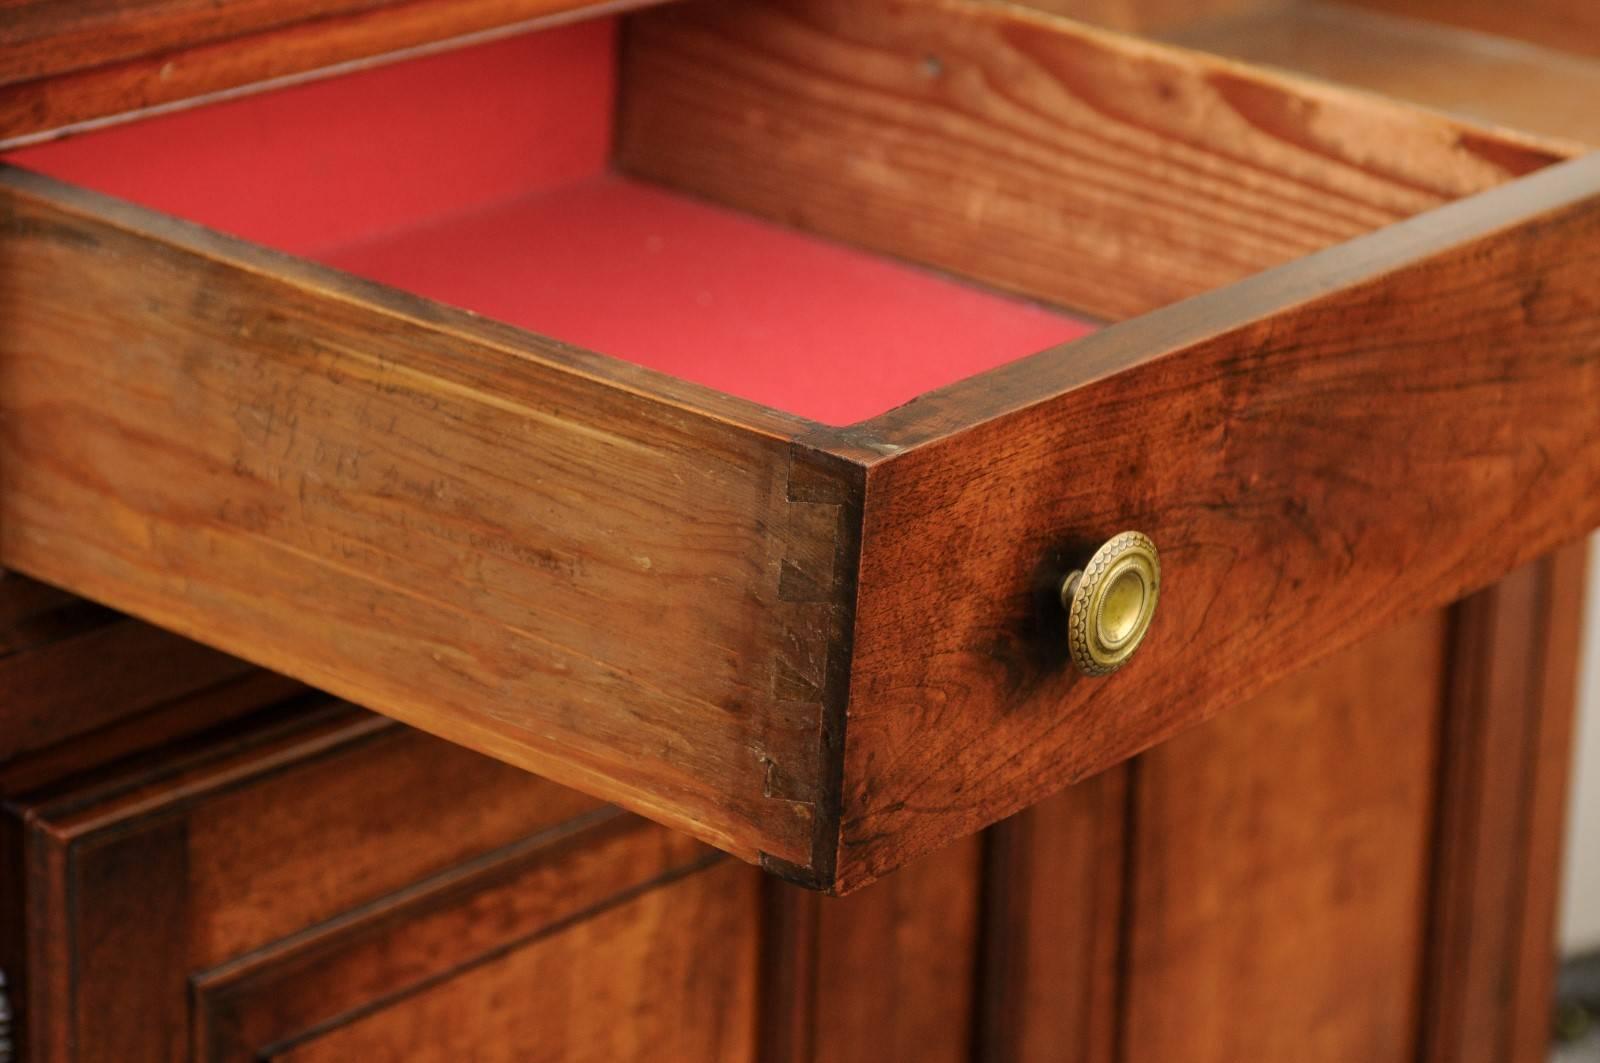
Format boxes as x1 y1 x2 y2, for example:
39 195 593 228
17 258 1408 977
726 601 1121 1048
8 18 1094 425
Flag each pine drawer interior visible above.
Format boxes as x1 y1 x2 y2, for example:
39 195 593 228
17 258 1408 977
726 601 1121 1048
7 0 1580 428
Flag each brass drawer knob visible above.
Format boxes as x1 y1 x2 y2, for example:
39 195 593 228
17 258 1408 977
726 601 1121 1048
1059 531 1161 676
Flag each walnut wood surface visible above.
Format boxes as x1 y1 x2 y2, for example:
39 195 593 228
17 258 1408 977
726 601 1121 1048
830 152 1600 889
618 0 1573 324
265 859 756 1063
0 0 663 147
0 168 857 878
1163 2 1600 147
1123 610 1446 1062
756 840 984 1063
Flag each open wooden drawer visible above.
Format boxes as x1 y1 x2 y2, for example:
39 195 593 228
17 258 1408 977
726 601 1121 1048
2 0 1597 893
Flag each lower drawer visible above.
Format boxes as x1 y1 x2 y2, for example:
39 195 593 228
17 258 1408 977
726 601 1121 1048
3 700 759 1063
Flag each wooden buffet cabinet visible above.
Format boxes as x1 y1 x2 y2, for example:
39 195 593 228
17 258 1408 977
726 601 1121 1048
1 0 1597 1059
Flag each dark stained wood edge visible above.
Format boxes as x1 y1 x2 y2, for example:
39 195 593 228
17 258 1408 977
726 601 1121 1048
20 819 69 1063
0 670 312 799
0 0 672 149
23 704 388 838
0 619 255 764
850 150 1600 452
67 821 193 1063
0 804 27 1062
0 571 112 656
1421 543 1590 1063
1511 542 1590 1061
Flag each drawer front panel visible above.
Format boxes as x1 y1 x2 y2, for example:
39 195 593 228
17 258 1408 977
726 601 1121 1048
837 154 1600 888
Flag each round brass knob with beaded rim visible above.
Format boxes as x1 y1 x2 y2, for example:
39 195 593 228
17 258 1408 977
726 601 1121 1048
1059 531 1161 676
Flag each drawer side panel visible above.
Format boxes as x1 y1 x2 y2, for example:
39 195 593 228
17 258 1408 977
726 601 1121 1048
0 170 857 875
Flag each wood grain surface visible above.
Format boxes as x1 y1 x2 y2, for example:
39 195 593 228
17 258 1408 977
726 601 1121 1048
0 0 663 147
0 168 859 880
975 771 1127 1063
264 858 756 1063
832 152 1600 890
1122 610 1446 1063
0 572 256 762
756 832 984 1063
618 0 1573 324
1420 546 1591 1063
808 838 983 1063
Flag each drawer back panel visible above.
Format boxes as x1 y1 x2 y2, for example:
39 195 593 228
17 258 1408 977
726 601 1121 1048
617 0 1574 325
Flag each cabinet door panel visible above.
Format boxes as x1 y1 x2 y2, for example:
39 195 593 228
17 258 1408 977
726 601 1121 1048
1121 610 1447 1063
